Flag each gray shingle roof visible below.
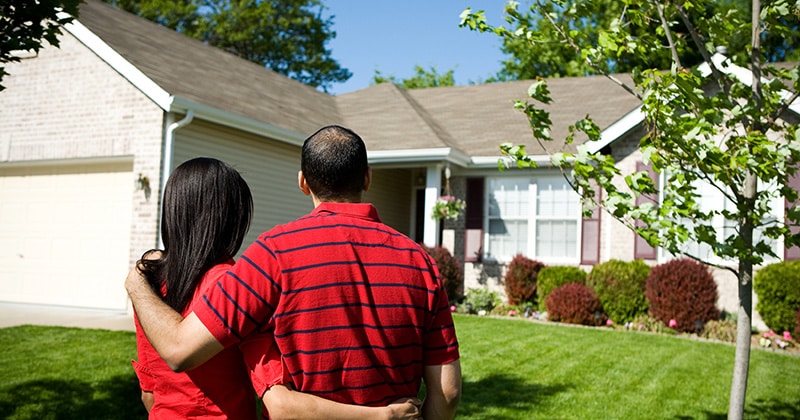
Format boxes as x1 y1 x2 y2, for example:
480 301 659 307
75 0 644 162
78 0 338 137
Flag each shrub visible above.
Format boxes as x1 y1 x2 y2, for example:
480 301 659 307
796 307 800 338
463 287 500 314
753 260 800 333
629 314 669 334
537 266 587 312
545 283 606 326
701 320 737 343
503 254 545 306
586 259 650 323
645 258 720 333
422 245 463 303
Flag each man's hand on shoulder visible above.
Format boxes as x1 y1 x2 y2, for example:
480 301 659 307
126 250 223 372
125 250 161 297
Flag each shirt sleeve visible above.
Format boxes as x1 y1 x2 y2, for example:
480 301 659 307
238 331 287 397
423 263 460 366
192 239 282 348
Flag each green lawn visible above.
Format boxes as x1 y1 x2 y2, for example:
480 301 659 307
0 325 145 419
1 315 798 419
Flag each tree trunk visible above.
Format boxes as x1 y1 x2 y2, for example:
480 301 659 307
728 261 752 420
728 2 761 418
729 173 757 420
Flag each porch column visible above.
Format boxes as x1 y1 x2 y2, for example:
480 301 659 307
423 164 442 247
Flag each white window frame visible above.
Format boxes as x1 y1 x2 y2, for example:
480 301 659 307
484 174 582 264
658 176 784 265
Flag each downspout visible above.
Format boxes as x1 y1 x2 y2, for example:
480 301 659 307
158 110 195 248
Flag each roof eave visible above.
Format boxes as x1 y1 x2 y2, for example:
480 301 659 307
63 13 306 147
168 97 306 146
62 15 172 110
368 148 471 167
587 106 645 154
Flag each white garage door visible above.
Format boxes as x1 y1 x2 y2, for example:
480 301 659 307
0 160 133 310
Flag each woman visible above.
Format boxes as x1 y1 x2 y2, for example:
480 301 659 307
132 157 419 419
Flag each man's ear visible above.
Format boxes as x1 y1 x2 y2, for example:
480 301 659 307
363 167 372 192
298 171 311 196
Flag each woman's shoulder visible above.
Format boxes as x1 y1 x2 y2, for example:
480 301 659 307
187 260 235 311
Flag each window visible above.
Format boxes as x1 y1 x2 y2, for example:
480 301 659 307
486 178 528 261
663 178 782 264
485 175 581 262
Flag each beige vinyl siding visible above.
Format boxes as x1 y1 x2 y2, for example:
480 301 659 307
365 168 413 236
0 160 133 310
173 121 310 246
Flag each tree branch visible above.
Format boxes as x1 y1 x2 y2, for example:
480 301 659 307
674 1 730 95
535 1 642 100
653 0 681 68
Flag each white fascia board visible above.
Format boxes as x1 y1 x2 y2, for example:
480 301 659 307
701 53 800 117
470 155 553 169
587 106 645 154
368 148 471 167
699 53 752 82
369 150 552 168
168 97 306 146
61 16 172 111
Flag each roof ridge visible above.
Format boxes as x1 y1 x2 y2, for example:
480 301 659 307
391 84 466 154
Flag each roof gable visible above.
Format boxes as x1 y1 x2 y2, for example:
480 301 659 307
587 54 800 154
71 0 338 140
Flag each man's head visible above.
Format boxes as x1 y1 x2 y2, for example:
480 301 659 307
300 125 370 202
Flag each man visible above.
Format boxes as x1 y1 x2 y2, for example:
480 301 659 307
127 125 461 419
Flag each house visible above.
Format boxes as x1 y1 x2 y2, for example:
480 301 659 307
1 0 797 326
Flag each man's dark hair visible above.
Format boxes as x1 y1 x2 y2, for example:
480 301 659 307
139 157 253 312
301 125 368 201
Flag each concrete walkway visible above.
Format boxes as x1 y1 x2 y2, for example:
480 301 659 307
0 302 135 331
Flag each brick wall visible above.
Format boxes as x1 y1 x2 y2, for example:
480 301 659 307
0 32 165 275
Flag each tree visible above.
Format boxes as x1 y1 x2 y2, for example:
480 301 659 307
103 0 351 92
461 1 800 419
486 0 798 81
372 65 456 89
0 0 82 91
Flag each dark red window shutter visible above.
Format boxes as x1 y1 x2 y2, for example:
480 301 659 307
785 167 800 260
580 179 601 265
634 161 658 260
464 178 484 262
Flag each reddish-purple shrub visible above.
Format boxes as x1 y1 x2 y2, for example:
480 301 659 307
795 306 800 338
645 258 720 333
421 245 463 303
545 283 606 326
503 254 545 306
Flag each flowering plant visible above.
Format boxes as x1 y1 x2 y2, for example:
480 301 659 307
432 195 466 220
759 330 795 350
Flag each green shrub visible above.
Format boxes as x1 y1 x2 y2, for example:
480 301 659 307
537 265 587 312
701 320 737 343
796 307 800 337
503 254 545 306
463 287 500 314
545 283 606 326
645 258 720 333
422 245 463 303
754 260 800 333
586 259 650 323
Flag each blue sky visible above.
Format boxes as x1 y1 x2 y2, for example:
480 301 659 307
324 1 508 94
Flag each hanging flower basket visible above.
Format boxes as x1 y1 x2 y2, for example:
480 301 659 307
432 195 466 220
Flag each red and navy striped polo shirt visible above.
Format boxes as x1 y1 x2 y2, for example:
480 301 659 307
195 202 459 406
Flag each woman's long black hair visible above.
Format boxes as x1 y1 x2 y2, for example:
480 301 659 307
137 157 253 313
